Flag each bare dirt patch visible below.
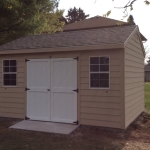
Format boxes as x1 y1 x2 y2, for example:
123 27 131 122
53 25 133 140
0 112 150 150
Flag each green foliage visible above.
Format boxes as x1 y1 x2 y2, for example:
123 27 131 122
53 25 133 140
65 7 89 24
0 0 64 45
145 83 150 110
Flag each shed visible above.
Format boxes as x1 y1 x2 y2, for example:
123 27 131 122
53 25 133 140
0 22 145 129
145 64 150 82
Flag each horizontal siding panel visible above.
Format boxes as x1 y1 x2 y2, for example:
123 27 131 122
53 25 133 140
125 105 143 127
80 78 88 84
81 72 89 78
0 97 24 103
0 88 25 93
125 90 144 102
81 107 120 115
81 102 120 109
0 112 24 119
125 60 144 68
125 66 143 72
0 93 24 98
125 86 144 96
125 94 144 109
125 53 143 63
126 45 143 59
127 41 143 55
0 103 24 109
80 95 120 103
80 119 121 128
110 66 120 72
125 81 144 90
125 77 144 84
110 72 120 78
0 107 24 114
81 113 121 122
80 90 120 97
125 100 144 116
125 72 144 78
80 84 120 90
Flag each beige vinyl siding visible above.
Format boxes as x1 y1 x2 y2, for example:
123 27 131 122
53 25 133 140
0 55 26 118
125 31 144 128
80 49 124 129
0 49 125 129
0 52 81 120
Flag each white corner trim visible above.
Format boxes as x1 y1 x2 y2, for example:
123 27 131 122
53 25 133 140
124 26 138 46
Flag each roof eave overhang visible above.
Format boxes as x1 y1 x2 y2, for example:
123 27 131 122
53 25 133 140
0 44 124 55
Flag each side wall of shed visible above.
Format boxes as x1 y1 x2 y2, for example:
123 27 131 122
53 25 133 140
124 31 144 128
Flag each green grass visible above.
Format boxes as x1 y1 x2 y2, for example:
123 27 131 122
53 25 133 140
145 82 150 110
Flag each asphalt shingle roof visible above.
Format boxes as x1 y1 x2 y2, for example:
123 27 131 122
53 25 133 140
0 25 136 51
63 16 128 31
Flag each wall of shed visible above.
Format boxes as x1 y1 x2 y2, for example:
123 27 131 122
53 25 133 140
124 31 144 128
0 49 124 129
79 49 125 129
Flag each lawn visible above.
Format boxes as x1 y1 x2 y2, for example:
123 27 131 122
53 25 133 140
0 84 150 150
145 82 150 110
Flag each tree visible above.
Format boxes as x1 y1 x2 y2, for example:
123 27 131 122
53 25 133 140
65 7 89 24
102 0 150 19
127 15 136 25
0 0 64 45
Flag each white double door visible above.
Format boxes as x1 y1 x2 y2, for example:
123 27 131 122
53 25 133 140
27 58 77 124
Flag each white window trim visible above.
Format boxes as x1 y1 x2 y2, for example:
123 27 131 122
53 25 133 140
2 59 17 87
89 56 110 89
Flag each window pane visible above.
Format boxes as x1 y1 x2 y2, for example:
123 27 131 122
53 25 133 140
3 67 9 72
100 65 109 72
100 80 109 88
4 80 11 86
11 80 16 86
3 60 9 66
90 65 99 72
91 80 100 87
4 74 11 80
90 57 99 64
100 57 109 64
90 73 100 80
10 67 17 72
10 60 16 66
10 74 16 80
100 73 109 79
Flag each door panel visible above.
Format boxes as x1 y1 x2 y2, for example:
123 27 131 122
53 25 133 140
51 58 77 123
27 59 51 121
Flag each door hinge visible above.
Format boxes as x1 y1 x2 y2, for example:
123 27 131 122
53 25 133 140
25 59 30 62
73 121 78 124
73 57 78 61
25 116 30 120
25 87 30 91
73 89 79 93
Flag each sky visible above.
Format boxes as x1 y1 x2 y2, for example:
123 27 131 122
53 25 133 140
59 0 150 59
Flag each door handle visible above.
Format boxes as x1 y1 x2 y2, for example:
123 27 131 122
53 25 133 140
47 89 50 91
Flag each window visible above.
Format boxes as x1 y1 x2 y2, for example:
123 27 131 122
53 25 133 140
90 57 109 88
3 60 17 86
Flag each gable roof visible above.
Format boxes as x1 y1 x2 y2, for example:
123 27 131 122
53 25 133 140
63 16 128 31
0 25 137 51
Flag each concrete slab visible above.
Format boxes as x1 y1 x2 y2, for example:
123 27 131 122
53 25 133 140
10 120 79 135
